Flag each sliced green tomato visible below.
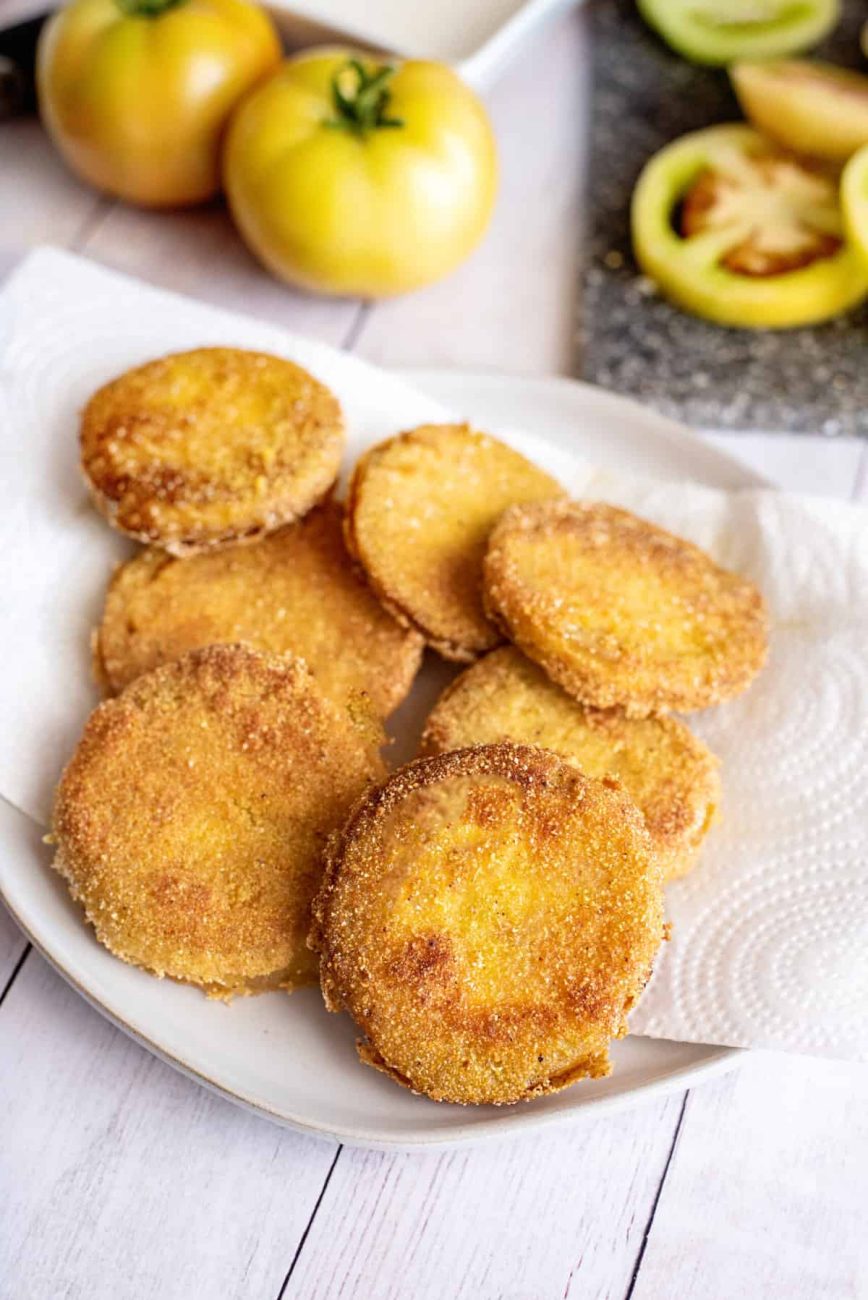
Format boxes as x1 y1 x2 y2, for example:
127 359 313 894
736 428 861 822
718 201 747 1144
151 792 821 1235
637 0 840 66
841 144 868 271
732 60 868 162
630 124 868 329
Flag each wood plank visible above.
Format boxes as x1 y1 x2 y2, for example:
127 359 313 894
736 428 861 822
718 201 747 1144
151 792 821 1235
77 200 362 349
0 119 105 277
0 951 338 1300
283 1090 685 1300
0 905 28 996
0 795 32 1000
629 1054 868 1300
853 442 868 503
354 8 589 375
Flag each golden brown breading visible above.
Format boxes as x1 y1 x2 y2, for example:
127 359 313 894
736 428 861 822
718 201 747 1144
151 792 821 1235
95 501 423 722
344 424 564 661
311 743 665 1105
421 646 720 881
483 500 768 716
52 644 383 999
81 348 344 555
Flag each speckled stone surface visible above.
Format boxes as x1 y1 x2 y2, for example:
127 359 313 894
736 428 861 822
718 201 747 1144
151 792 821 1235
579 0 868 436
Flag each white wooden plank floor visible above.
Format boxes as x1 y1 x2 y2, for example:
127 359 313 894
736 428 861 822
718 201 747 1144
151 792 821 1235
2 11 868 1296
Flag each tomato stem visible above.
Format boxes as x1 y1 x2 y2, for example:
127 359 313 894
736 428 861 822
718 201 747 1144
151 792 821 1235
115 0 186 16
325 60 404 135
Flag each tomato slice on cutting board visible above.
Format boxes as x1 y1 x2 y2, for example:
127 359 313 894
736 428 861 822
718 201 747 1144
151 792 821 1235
631 124 868 328
637 0 840 66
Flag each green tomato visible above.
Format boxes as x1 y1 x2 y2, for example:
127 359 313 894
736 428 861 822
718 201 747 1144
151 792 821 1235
224 51 497 297
637 0 840 66
631 124 868 329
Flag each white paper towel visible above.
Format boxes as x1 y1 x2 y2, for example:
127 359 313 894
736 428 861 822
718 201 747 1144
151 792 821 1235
583 475 868 1060
1 247 866 1061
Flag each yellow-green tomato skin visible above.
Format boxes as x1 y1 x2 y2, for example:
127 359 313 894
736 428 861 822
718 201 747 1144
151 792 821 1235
223 51 498 298
637 0 840 65
37 0 282 208
842 144 868 272
631 124 868 330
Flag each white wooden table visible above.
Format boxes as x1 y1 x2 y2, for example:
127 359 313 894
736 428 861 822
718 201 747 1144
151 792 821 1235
2 12 868 1297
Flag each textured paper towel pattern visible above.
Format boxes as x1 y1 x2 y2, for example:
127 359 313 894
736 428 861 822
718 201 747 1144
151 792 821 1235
1 248 867 1062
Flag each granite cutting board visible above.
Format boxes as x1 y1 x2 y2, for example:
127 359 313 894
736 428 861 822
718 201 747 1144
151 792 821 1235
579 0 868 436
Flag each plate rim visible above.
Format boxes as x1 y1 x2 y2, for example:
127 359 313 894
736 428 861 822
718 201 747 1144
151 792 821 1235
1 367 764 1149
2 860 741 1151
397 367 774 491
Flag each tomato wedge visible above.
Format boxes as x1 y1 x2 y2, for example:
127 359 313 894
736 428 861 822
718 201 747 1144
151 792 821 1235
637 0 840 66
731 60 868 163
842 144 868 272
631 124 868 329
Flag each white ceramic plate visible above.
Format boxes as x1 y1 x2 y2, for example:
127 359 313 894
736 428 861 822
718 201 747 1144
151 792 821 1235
0 367 763 1149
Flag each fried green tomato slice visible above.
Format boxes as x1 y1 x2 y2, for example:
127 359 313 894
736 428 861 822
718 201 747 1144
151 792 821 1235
344 423 564 661
421 647 721 882
95 500 423 723
311 743 665 1105
52 644 383 999
631 124 868 328
81 347 344 555
483 500 768 717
